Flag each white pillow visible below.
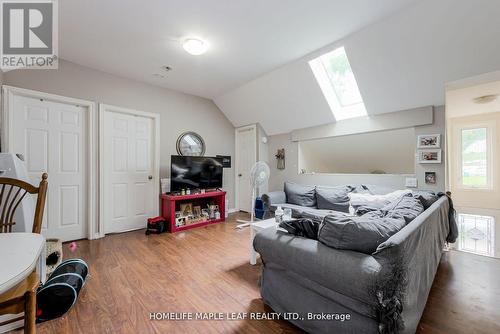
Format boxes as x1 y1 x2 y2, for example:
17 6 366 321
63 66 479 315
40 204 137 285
349 189 412 209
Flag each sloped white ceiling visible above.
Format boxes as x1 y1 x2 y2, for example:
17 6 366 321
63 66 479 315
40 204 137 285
215 0 500 135
58 0 415 99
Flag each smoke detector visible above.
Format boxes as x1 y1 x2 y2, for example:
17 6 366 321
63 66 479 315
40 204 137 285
473 94 498 104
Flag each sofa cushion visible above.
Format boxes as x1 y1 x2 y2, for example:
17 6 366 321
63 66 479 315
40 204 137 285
315 186 352 213
284 182 316 207
318 214 406 254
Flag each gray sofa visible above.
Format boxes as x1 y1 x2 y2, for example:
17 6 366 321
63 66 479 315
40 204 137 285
254 183 457 334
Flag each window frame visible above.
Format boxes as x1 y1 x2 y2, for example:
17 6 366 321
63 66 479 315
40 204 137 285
456 122 495 190
457 213 495 257
308 46 367 121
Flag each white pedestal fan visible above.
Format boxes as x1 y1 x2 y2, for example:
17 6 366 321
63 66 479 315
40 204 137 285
236 161 270 228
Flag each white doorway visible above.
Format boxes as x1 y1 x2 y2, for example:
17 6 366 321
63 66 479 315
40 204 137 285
446 77 500 258
99 104 160 234
447 113 500 258
2 86 96 241
235 124 257 212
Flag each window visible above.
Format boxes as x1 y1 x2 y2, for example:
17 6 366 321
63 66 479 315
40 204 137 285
460 127 491 188
457 213 495 257
309 46 367 121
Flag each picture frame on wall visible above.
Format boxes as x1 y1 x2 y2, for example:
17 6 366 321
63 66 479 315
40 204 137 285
417 134 440 149
425 172 437 184
418 149 442 164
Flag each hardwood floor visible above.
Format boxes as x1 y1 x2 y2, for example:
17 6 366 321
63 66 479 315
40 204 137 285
11 213 500 334
417 251 500 334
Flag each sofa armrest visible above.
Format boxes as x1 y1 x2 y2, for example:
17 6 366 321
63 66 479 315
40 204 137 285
261 191 286 207
254 228 383 304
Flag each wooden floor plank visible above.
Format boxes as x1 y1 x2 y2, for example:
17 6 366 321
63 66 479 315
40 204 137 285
9 212 500 333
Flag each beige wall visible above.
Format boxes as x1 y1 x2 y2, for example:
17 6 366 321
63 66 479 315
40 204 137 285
3 60 236 207
267 106 446 192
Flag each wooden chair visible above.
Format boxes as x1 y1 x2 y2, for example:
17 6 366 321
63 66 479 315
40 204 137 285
0 173 48 334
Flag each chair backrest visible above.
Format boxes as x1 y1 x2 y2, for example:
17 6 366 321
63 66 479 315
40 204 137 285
0 173 48 233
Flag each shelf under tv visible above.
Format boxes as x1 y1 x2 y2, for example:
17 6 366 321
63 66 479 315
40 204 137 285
160 190 226 233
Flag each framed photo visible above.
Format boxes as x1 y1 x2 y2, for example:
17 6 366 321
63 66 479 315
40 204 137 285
417 134 440 149
180 203 193 216
193 205 201 217
418 149 442 164
425 172 437 184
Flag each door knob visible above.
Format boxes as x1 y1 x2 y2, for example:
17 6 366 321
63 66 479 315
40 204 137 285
148 175 153 180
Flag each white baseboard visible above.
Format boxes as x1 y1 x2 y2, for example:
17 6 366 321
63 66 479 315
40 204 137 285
227 208 238 214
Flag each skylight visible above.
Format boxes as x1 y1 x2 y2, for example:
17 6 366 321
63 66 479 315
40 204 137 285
309 46 367 121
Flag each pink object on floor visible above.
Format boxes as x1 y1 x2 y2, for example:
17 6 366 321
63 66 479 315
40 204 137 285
68 242 77 252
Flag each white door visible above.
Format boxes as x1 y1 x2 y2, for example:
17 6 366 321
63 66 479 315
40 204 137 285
236 126 257 212
11 95 87 241
103 110 157 233
448 113 500 257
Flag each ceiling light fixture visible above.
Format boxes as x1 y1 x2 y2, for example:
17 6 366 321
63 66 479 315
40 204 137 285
473 94 498 104
182 38 208 55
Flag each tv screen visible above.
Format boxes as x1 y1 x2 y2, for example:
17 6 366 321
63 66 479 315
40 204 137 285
170 155 223 191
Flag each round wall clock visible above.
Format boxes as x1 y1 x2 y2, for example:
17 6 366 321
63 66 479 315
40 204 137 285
176 131 205 156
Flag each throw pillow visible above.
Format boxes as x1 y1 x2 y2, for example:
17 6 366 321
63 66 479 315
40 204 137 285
284 182 316 207
315 185 353 213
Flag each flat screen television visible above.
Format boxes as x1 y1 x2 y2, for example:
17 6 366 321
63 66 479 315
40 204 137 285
170 155 223 191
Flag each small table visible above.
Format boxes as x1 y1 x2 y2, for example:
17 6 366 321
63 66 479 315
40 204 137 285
0 233 45 294
250 218 279 265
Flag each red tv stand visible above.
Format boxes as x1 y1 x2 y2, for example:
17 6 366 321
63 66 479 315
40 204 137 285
160 191 226 233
